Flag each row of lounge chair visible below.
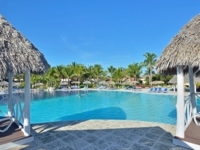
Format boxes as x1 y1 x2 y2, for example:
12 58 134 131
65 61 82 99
149 87 168 93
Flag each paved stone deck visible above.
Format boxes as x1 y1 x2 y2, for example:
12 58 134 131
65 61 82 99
8 120 192 150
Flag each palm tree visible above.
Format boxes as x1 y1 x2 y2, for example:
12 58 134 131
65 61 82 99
62 65 74 86
71 62 77 72
85 65 94 80
144 68 155 75
127 63 143 81
142 52 157 84
56 65 65 80
93 64 104 82
73 64 86 83
113 67 124 84
107 65 116 81
45 67 60 87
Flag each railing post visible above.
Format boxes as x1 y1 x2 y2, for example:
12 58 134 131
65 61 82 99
188 66 197 115
176 66 185 138
24 68 31 136
8 71 13 117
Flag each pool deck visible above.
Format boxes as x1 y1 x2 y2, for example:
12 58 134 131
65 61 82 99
4 89 192 150
7 120 191 150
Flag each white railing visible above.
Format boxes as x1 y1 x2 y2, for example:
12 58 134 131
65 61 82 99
0 93 24 129
11 94 24 129
184 94 193 130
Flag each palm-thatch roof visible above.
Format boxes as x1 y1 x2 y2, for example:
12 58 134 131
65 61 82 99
168 75 200 84
151 81 164 85
106 81 115 85
60 81 68 86
156 14 200 75
0 14 50 78
83 81 91 84
0 81 8 86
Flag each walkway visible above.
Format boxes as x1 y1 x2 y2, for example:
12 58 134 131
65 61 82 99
8 120 191 150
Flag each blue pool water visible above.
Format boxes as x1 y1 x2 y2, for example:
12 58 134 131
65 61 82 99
0 90 181 125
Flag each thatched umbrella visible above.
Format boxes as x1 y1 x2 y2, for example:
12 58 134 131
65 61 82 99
99 81 108 85
132 81 139 84
122 80 139 85
33 83 44 88
0 14 50 77
168 75 200 84
0 81 8 86
156 14 200 75
0 14 50 140
151 81 164 85
106 81 115 85
122 80 132 85
13 82 21 87
71 81 80 84
83 81 91 84
156 14 200 143
60 81 68 86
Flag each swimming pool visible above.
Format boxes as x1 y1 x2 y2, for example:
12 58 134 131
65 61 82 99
0 90 195 125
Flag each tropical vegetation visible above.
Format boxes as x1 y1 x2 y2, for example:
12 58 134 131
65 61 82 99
13 53 173 89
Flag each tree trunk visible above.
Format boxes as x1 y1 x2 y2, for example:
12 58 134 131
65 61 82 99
149 67 152 85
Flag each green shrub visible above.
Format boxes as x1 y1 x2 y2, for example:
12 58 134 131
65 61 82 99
19 82 25 88
80 84 84 88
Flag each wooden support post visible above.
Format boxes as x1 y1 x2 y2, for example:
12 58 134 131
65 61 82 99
188 66 197 115
176 66 185 138
8 72 13 117
24 69 31 136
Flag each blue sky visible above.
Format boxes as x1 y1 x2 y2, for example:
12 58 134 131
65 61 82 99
1 0 200 71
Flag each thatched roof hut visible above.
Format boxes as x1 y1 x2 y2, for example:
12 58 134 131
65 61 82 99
168 75 200 84
0 14 50 78
156 14 200 148
0 14 50 146
156 14 200 75
151 81 164 85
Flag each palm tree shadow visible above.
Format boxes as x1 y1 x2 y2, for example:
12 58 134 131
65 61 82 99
59 107 127 121
31 107 127 134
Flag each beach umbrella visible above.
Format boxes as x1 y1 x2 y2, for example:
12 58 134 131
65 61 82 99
151 81 164 85
60 81 68 86
71 81 80 84
106 81 115 85
132 81 139 84
14 82 21 87
99 81 108 85
83 81 91 84
34 83 44 86
122 80 132 85
0 81 8 86
122 80 139 85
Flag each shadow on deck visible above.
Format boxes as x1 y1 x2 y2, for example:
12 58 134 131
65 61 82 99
174 117 200 149
0 120 33 149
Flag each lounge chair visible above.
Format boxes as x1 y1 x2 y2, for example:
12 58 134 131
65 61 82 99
194 113 200 126
149 87 153 92
163 88 168 93
134 86 142 91
0 110 13 132
152 87 157 92
129 86 133 90
157 87 162 93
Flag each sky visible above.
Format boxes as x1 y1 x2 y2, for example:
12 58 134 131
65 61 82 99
1 0 200 71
